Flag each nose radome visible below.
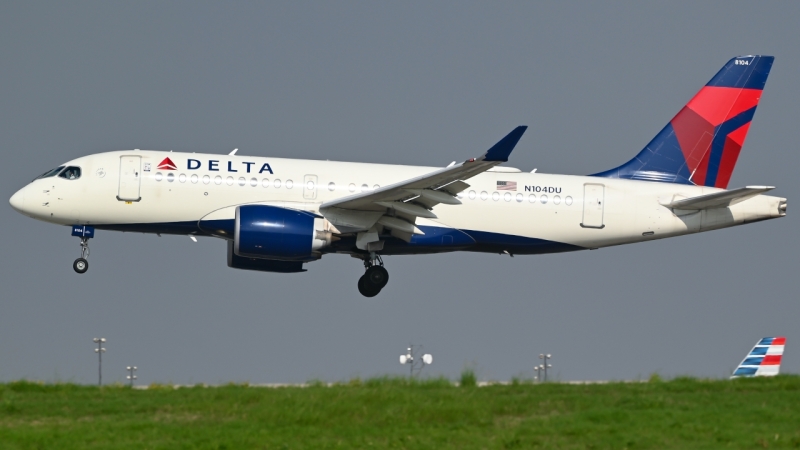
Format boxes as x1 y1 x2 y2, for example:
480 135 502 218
9 188 25 212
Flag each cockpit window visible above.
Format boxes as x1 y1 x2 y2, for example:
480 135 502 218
35 166 65 180
58 166 81 180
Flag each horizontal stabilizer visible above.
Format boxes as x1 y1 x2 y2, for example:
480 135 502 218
661 186 774 210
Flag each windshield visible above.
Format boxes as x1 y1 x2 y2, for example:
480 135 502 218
58 166 81 180
34 166 65 180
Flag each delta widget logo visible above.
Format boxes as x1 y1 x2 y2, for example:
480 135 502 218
157 157 177 170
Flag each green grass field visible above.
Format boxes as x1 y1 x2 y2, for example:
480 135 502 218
1 375 799 449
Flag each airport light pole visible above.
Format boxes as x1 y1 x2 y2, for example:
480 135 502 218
534 364 543 382
399 345 433 377
93 338 106 386
539 353 552 382
126 366 138 387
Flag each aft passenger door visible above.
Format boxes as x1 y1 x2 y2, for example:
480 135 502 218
581 183 605 229
117 156 142 202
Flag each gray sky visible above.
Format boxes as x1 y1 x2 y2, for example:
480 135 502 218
1 1 798 384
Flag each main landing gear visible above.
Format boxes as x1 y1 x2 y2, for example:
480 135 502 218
71 225 94 274
358 253 389 297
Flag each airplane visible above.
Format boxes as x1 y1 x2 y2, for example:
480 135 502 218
8 55 786 297
731 337 785 378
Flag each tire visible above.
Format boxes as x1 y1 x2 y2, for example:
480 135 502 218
73 258 89 274
358 275 380 297
365 265 389 289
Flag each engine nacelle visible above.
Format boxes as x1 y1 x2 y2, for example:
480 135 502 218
227 241 306 273
234 204 331 261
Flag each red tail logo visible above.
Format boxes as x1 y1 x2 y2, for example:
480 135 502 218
157 157 177 170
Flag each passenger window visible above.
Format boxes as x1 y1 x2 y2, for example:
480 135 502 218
59 167 81 180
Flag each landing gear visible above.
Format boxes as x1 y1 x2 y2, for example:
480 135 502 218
358 253 389 297
73 237 90 274
71 225 95 274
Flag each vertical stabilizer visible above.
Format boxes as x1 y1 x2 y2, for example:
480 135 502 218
731 337 785 378
594 56 773 188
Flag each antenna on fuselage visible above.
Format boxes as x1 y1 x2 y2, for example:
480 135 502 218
229 148 238 155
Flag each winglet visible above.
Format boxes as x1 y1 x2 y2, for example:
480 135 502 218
481 126 527 162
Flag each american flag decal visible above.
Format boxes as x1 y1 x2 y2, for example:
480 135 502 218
497 181 517 191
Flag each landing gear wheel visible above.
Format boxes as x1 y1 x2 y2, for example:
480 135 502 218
73 258 89 274
72 235 91 274
365 265 389 289
357 251 388 297
358 275 380 297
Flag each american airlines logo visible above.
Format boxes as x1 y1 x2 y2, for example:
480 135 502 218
155 157 274 174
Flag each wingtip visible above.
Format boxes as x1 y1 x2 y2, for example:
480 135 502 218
482 126 528 162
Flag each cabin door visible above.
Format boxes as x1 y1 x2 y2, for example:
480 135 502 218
581 183 605 229
303 174 318 200
117 156 142 202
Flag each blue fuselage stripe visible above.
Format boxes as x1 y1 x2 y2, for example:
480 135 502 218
91 221 585 256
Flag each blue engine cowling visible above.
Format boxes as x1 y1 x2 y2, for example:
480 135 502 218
234 205 329 261
227 241 306 273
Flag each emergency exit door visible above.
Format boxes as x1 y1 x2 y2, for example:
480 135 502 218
117 156 142 201
581 183 605 229
303 174 318 200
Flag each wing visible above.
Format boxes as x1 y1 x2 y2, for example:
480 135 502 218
661 186 775 210
320 126 527 241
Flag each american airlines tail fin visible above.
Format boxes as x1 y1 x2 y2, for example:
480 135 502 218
731 337 785 378
594 55 774 188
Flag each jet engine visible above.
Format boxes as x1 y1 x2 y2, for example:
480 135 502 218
227 241 306 273
234 204 332 262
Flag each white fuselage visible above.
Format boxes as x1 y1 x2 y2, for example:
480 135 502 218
10 150 787 257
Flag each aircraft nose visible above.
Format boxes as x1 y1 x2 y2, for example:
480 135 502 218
9 187 25 212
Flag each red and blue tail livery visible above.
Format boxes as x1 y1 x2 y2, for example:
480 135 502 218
595 55 774 188
731 336 785 378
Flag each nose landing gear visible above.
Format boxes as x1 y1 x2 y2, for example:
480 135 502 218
71 225 94 274
73 238 89 274
358 253 389 297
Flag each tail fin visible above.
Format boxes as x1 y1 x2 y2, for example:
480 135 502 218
593 55 774 188
731 336 785 378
